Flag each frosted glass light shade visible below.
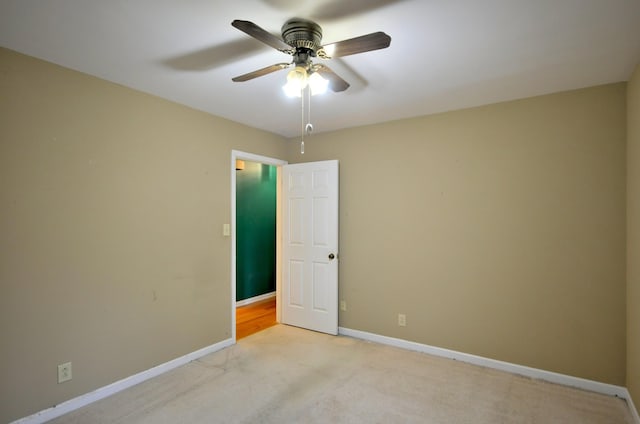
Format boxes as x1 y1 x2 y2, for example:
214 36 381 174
309 72 328 95
283 66 308 97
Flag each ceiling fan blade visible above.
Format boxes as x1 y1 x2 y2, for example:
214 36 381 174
313 64 350 92
231 20 293 54
232 63 290 82
319 32 391 59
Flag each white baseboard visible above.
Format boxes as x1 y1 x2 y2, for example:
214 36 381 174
625 388 640 424
236 291 276 307
12 338 234 424
14 328 639 424
339 327 636 418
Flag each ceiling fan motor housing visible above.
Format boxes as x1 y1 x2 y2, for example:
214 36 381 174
281 18 322 52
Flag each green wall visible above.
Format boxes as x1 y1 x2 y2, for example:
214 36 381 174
236 161 277 301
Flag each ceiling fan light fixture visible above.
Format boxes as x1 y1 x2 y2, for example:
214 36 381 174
283 67 328 97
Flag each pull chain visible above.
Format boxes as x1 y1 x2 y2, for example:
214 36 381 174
300 85 305 154
306 86 313 136
299 84 315 154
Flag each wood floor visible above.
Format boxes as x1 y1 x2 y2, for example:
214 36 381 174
236 297 276 340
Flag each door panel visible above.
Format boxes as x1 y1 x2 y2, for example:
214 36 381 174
282 160 338 335
289 198 304 244
289 260 304 307
312 263 329 311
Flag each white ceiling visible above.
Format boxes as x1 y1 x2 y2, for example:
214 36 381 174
1 0 639 138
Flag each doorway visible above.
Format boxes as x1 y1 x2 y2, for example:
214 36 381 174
231 151 287 341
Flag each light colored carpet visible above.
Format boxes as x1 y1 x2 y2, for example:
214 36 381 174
51 324 633 423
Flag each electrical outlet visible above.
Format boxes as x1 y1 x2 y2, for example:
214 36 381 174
398 314 406 327
58 362 72 383
340 300 347 311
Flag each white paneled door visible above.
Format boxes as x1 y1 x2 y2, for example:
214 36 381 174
282 160 339 335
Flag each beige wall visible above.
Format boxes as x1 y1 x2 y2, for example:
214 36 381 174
287 83 627 385
1 45 632 422
0 48 286 423
628 63 640 407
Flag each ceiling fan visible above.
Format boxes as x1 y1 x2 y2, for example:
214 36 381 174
231 18 391 93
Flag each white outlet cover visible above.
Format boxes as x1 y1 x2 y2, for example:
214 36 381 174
58 362 72 383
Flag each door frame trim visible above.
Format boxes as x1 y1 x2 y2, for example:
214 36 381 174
230 150 287 342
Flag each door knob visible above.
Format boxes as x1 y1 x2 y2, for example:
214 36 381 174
328 253 335 260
